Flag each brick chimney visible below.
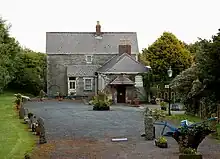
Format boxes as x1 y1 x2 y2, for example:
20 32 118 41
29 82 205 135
119 39 131 55
96 21 101 36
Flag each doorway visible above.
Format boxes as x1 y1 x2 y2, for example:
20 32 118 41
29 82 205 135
117 85 126 103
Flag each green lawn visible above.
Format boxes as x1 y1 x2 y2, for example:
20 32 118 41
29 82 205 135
0 92 35 159
165 114 201 123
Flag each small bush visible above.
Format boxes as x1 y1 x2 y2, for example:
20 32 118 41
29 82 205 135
148 108 166 121
181 147 197 154
92 92 110 111
158 136 167 144
160 101 167 110
39 90 45 98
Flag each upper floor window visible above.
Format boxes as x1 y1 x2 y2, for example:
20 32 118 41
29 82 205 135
86 55 93 64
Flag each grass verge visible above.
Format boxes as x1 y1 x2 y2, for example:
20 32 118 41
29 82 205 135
0 92 36 159
165 114 201 123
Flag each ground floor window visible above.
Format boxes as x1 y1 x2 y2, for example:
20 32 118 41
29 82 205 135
68 77 76 92
84 78 93 90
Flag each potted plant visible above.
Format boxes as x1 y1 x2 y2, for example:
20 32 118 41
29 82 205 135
57 92 63 101
160 101 167 111
171 122 216 159
15 93 22 110
179 148 202 159
155 136 168 148
39 90 45 101
28 112 34 119
134 98 140 106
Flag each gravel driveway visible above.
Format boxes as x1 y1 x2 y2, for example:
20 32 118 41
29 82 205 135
25 101 220 159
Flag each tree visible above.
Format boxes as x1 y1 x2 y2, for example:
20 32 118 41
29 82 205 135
9 50 46 95
142 32 192 82
196 29 220 102
0 16 47 95
0 17 21 92
171 30 220 116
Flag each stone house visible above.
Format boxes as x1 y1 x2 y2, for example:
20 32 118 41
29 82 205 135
46 21 149 103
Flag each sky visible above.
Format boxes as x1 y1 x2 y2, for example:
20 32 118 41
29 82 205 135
0 0 220 53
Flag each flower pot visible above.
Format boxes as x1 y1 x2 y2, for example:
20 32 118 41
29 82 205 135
134 99 139 105
161 107 167 111
155 140 168 148
179 154 202 159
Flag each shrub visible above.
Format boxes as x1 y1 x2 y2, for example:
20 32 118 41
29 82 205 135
148 108 166 121
39 90 45 98
181 147 197 155
15 93 22 109
92 92 110 111
158 136 167 144
160 101 167 110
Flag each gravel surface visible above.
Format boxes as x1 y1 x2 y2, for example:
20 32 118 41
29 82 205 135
25 101 220 159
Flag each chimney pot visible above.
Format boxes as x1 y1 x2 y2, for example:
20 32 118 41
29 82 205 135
96 21 101 36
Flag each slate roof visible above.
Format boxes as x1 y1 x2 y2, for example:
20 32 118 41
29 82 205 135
67 65 100 77
97 53 149 73
110 76 135 85
46 32 139 54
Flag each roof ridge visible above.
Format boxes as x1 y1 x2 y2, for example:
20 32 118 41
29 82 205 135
46 32 137 34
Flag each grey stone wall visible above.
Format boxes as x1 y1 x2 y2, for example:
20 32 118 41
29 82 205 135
75 77 96 97
47 54 116 96
47 53 138 96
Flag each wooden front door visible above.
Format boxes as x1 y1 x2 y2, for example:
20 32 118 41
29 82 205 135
117 86 126 103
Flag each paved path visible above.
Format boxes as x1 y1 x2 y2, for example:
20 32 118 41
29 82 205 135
25 101 220 159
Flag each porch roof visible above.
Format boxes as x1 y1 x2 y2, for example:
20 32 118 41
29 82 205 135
110 76 135 85
97 53 149 74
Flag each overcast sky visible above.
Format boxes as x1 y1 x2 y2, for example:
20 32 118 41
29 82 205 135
0 0 219 52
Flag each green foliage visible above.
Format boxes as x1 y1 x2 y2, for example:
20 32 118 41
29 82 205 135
195 31 220 102
142 32 192 82
0 92 35 158
165 114 201 123
171 29 220 116
0 18 21 92
39 90 45 98
160 101 166 107
0 17 46 95
147 108 166 121
157 136 167 144
15 93 22 105
92 92 111 110
173 119 215 152
181 148 197 154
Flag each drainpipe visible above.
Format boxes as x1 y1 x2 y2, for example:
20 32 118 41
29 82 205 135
95 72 99 95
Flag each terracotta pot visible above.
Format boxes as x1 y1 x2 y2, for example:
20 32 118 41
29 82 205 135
179 154 202 159
134 98 139 105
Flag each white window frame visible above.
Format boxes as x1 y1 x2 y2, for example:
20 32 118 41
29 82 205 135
85 55 93 64
83 77 93 91
68 77 77 94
